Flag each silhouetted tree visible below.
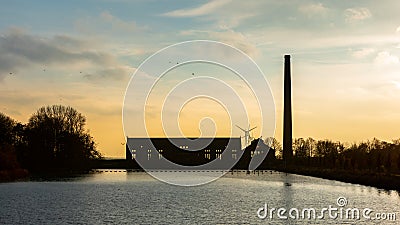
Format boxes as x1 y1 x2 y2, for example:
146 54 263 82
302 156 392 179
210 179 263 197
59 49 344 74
293 138 308 158
305 137 316 157
265 137 282 159
25 105 101 170
397 154 400 172
386 153 392 173
0 112 16 145
0 113 21 171
11 122 29 166
0 144 20 170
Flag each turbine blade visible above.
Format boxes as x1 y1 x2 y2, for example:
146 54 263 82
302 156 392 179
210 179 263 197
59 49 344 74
249 126 257 132
236 125 246 132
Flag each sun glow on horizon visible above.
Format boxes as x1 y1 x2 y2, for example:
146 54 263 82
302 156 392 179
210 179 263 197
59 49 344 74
1 1 400 157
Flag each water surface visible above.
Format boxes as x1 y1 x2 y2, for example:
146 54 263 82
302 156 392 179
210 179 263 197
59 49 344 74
0 170 399 224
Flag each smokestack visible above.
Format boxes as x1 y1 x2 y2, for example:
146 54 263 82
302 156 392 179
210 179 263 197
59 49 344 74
283 55 293 161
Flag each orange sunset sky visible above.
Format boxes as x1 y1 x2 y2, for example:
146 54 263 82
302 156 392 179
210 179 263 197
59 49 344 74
1 1 400 157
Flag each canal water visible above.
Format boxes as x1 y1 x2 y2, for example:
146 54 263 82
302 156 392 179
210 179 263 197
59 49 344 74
0 170 399 224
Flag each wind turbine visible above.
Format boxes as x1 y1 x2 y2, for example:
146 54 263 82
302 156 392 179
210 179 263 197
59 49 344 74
236 125 257 147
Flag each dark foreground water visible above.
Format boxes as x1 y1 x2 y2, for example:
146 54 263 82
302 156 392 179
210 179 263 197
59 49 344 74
0 170 399 224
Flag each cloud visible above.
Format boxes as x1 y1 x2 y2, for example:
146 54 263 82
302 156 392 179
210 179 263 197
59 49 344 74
83 66 135 82
391 80 400 89
74 11 147 38
345 8 371 23
216 13 255 30
210 30 259 57
162 1 262 29
0 28 117 81
180 29 259 58
352 48 375 59
374 51 399 65
100 11 136 32
50 34 98 51
298 3 328 17
162 0 231 17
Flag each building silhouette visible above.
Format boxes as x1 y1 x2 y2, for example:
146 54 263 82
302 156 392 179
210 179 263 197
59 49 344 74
125 137 276 170
126 137 241 169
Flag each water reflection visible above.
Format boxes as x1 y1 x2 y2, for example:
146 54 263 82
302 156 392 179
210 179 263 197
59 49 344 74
0 170 398 224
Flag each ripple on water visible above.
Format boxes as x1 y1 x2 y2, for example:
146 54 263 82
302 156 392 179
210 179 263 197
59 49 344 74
0 171 399 224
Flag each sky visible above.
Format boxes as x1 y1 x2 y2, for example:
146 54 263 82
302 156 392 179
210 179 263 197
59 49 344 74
1 0 400 158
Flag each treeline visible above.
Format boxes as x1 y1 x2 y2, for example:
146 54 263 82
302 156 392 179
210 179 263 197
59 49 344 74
267 137 400 174
0 105 101 173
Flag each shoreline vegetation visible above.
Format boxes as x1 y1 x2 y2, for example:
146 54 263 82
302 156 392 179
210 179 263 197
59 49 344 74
0 105 101 182
273 165 400 192
0 169 29 182
1 105 400 192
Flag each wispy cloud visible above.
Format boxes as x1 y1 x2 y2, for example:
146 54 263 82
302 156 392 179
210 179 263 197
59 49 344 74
209 30 259 58
344 8 371 23
374 51 399 65
179 29 259 58
83 66 135 82
351 48 375 59
100 11 137 32
298 3 328 17
74 11 147 38
162 0 231 17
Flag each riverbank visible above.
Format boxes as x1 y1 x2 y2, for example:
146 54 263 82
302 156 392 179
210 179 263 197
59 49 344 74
274 165 400 192
0 169 29 182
